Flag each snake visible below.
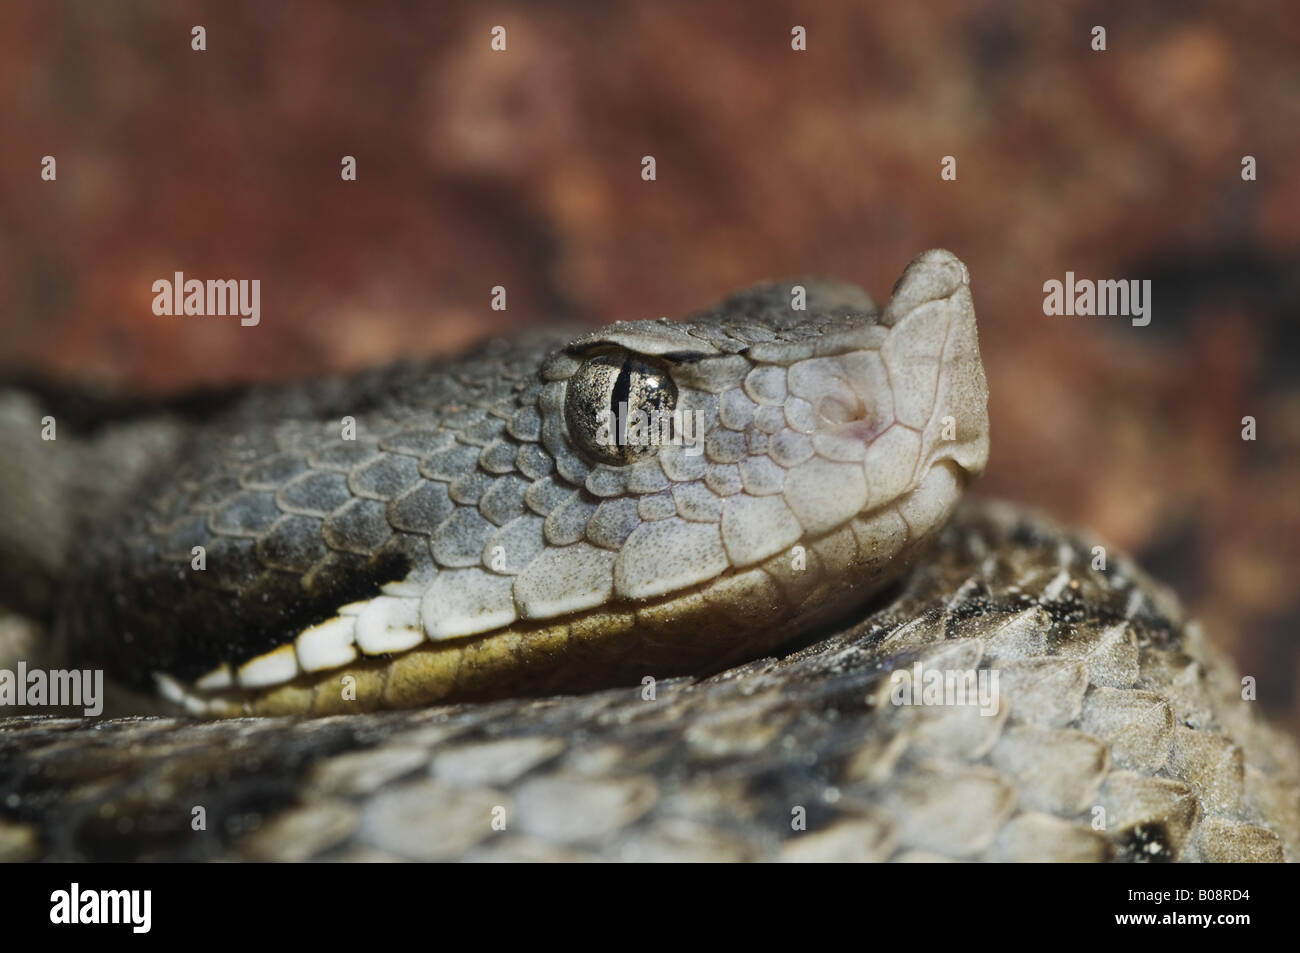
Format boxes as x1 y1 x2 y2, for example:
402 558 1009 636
0 249 1296 861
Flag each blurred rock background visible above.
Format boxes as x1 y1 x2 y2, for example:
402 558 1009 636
1 1 1296 730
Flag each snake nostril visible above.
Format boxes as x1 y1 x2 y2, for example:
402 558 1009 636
817 394 866 425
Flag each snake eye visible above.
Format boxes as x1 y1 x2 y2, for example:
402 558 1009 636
564 348 678 465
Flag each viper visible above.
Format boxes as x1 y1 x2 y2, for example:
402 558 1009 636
0 250 1296 861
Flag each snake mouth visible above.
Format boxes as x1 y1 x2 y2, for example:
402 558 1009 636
151 460 968 718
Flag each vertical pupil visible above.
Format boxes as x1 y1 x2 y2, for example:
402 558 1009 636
611 360 634 425
563 350 676 464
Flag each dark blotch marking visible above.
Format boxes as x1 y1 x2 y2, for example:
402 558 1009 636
67 540 412 692
1115 822 1176 863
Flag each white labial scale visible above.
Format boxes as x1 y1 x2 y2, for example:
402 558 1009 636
194 663 234 691
354 596 425 655
720 493 804 567
513 542 617 618
783 457 869 537
295 616 359 672
237 644 300 689
154 673 213 715
154 672 186 704
422 568 518 639
614 517 730 599
381 575 434 598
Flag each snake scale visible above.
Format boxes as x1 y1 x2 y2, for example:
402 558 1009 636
0 250 1296 862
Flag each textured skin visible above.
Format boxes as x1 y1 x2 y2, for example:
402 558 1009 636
1 501 1297 862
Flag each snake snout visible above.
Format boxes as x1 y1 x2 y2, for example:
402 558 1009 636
883 248 990 485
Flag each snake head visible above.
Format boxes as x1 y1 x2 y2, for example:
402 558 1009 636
540 248 989 619
89 250 989 715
